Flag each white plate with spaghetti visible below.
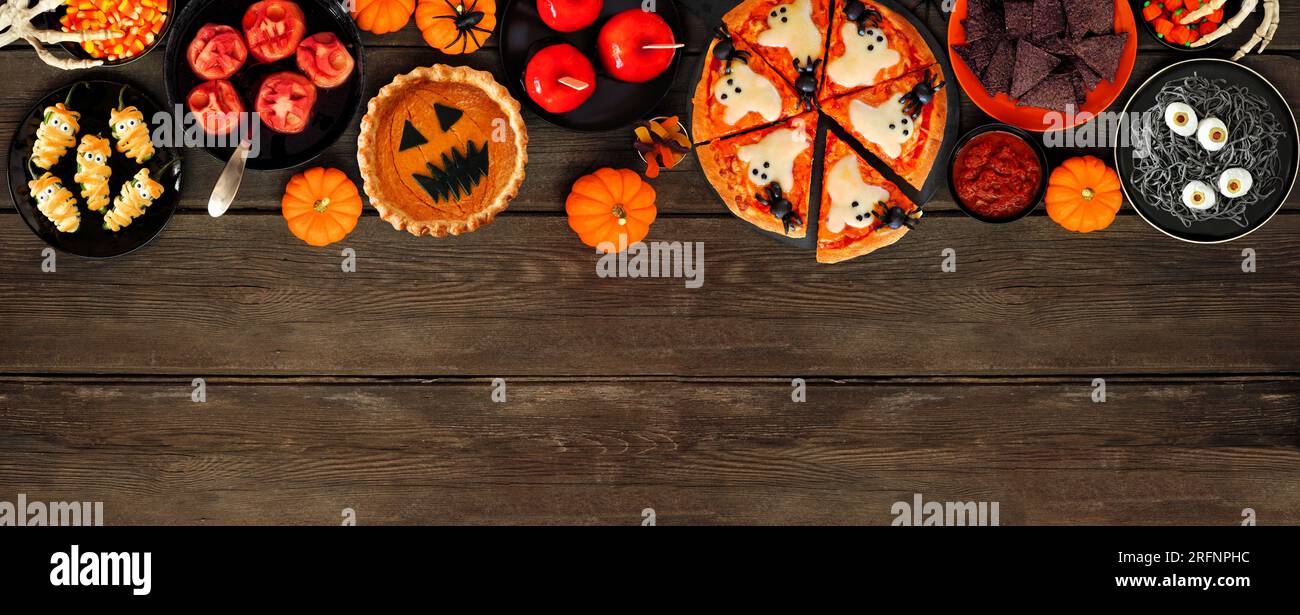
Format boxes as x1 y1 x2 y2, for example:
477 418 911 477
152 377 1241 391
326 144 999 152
1116 58 1297 243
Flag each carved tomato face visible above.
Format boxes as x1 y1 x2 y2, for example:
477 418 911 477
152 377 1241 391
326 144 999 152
188 24 248 80
242 0 307 63
255 71 318 135
296 33 356 89
188 80 245 137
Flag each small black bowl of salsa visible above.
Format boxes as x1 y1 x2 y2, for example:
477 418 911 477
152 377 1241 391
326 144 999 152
947 124 1049 224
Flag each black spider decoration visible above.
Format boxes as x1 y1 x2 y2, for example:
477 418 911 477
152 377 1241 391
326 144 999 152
430 0 493 55
899 69 945 118
874 201 924 230
711 25 751 75
793 57 821 111
757 182 804 235
843 0 884 35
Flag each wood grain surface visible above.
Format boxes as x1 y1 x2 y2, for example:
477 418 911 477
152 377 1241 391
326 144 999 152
0 0 1296 525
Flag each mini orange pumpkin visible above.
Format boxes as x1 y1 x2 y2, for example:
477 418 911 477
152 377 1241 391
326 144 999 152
415 0 497 55
282 167 364 247
352 0 416 35
1046 156 1123 233
567 168 658 253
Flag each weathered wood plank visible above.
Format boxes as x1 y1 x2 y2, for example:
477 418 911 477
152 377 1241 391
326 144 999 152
2 214 1298 377
0 377 1295 525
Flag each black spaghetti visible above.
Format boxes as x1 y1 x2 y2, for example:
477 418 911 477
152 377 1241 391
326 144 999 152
1133 73 1285 228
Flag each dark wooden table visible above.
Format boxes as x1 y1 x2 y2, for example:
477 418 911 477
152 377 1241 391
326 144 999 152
1 3 1297 525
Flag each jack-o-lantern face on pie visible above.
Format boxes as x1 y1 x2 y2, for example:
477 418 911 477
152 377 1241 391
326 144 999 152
358 65 529 237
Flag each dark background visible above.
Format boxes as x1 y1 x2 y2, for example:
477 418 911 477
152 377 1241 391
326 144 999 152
0 1 1296 525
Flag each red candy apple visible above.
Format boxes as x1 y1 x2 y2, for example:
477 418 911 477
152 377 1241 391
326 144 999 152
524 43 597 114
537 0 603 33
597 9 677 83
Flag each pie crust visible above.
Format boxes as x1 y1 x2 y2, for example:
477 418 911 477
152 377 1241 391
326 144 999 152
358 65 529 237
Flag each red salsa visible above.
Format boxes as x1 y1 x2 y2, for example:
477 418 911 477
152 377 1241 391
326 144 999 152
952 131 1042 219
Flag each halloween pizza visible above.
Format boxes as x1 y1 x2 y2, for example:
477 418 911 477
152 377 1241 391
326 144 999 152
820 0 936 100
693 0 952 262
817 131 920 263
820 66 948 191
699 112 819 238
358 65 529 237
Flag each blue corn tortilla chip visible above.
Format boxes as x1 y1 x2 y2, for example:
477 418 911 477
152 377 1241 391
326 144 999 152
1032 0 1065 37
1010 39 1061 99
1071 72 1089 106
1074 32 1128 82
963 0 1006 41
953 36 1002 76
981 37 1017 96
1034 34 1073 58
1017 73 1076 112
1063 1 1114 40
1004 0 1034 38
1073 59 1103 90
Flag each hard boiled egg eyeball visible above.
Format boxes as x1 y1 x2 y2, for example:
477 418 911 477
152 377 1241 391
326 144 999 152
1164 102 1199 137
1197 117 1229 152
1182 180 1218 211
1219 168 1254 198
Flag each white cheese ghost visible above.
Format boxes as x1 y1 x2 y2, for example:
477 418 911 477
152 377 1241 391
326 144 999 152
824 156 891 234
756 0 824 64
713 62 783 126
738 127 811 191
827 23 900 89
849 96 916 159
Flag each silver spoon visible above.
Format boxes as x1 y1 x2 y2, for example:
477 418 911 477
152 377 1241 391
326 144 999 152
208 138 251 218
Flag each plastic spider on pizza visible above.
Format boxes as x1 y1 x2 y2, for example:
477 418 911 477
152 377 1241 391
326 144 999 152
843 0 883 35
875 201 924 230
711 25 751 75
793 58 821 111
899 69 945 119
757 182 804 235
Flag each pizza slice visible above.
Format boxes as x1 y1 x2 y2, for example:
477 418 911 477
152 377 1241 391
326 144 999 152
723 0 832 93
820 67 947 192
820 0 937 101
699 111 819 239
817 131 921 263
692 31 805 144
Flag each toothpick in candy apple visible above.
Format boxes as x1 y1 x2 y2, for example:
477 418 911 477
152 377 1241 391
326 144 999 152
0 0 120 69
525 43 597 114
597 8 679 84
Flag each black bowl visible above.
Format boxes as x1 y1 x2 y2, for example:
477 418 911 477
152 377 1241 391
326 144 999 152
162 0 366 171
42 0 175 67
499 0 685 132
1134 0 1240 52
6 80 184 259
946 123 1049 224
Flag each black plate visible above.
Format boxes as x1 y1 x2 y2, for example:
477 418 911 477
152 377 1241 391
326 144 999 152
41 0 175 67
162 0 366 171
1116 58 1298 244
6 80 183 259
691 0 961 251
1132 0 1240 52
499 0 685 132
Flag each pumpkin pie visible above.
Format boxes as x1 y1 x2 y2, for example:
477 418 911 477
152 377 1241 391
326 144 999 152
358 65 528 237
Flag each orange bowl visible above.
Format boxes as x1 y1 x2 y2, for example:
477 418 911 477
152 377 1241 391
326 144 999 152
948 0 1138 132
